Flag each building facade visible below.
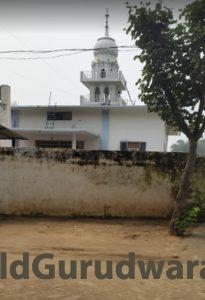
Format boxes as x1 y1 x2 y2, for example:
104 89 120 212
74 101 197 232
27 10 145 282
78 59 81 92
2 10 170 151
11 105 168 151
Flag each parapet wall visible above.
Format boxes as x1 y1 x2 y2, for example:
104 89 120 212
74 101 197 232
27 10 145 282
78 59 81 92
0 148 204 218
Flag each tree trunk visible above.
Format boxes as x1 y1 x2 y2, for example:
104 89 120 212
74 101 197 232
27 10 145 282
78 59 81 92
169 139 198 236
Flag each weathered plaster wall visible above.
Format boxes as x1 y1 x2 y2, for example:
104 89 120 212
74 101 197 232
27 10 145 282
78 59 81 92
0 85 11 147
0 149 204 218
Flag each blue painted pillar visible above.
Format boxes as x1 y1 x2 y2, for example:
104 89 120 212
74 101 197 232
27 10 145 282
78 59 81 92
101 109 109 150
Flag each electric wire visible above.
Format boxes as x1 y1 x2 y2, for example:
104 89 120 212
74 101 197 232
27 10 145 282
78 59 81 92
0 46 137 60
0 45 136 54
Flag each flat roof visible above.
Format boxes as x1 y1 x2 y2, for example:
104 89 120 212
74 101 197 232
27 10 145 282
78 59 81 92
11 104 147 111
13 128 99 138
0 125 27 140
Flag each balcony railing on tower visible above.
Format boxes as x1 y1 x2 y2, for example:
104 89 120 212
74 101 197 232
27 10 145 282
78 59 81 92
80 71 126 87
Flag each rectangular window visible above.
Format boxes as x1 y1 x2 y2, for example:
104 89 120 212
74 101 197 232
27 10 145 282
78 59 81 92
120 141 128 151
139 142 146 151
120 141 146 151
35 140 84 149
47 111 72 121
35 140 72 148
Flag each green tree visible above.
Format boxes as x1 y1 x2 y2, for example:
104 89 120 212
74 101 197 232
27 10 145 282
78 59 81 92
171 140 189 153
126 0 205 235
171 139 205 155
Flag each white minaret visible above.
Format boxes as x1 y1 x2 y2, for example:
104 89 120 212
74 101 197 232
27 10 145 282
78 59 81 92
80 9 127 106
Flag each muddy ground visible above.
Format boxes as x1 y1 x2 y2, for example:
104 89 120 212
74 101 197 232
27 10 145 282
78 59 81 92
0 217 204 300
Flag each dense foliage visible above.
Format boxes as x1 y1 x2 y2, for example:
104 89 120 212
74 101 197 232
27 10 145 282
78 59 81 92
171 139 205 154
126 0 205 235
126 0 205 140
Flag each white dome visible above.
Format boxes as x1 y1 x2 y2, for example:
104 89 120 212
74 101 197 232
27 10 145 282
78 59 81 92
94 36 118 58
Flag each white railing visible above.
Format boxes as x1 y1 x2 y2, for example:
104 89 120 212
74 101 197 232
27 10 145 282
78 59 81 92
80 95 129 106
80 71 126 87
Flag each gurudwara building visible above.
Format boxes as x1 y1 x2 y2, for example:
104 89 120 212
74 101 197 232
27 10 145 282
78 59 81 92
0 10 172 151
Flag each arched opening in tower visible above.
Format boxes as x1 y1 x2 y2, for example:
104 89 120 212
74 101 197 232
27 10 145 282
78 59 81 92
95 86 100 102
101 69 106 78
104 86 110 102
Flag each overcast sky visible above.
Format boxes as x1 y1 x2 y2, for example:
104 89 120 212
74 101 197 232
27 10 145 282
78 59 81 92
0 0 194 107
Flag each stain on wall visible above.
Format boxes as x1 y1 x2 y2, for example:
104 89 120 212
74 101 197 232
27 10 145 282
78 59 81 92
0 148 204 218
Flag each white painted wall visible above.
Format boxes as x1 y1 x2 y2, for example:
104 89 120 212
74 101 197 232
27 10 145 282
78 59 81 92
12 106 167 151
18 108 102 135
16 108 102 149
109 109 167 151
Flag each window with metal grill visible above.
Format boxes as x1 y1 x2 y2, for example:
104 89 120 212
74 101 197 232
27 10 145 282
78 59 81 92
35 140 84 149
47 111 72 121
120 141 146 151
